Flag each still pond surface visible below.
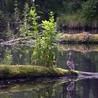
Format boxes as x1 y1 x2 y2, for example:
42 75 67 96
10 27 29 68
0 44 98 98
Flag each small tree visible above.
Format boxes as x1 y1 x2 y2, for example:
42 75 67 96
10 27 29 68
19 2 31 37
30 7 57 67
40 12 56 66
13 0 21 36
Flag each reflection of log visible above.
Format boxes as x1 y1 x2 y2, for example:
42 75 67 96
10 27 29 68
78 71 98 79
59 44 98 53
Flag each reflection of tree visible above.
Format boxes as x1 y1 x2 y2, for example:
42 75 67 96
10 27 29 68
72 51 97 72
0 46 6 64
82 55 92 72
11 46 33 65
58 49 98 72
89 52 98 72
81 79 90 98
0 46 34 65
79 73 98 98
81 53 97 72
37 85 55 98
91 79 98 98
0 46 12 64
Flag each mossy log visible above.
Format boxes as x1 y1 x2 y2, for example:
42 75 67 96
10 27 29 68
0 65 78 80
58 32 98 44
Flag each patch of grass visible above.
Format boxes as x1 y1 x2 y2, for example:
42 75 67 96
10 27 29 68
57 13 85 28
57 12 98 29
0 65 78 80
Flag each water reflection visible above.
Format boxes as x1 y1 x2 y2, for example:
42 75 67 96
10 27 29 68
91 79 98 98
57 45 98 72
0 45 33 65
0 77 77 98
82 79 90 98
0 77 97 98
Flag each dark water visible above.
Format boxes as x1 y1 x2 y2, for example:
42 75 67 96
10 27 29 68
0 44 98 98
0 77 98 98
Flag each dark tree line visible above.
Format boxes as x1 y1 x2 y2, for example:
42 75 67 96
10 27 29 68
0 0 98 40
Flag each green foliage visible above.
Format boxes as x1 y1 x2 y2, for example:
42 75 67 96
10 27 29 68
1 0 98 38
19 3 31 37
57 12 85 30
82 0 98 22
56 0 98 29
30 7 57 67
37 12 56 67
62 0 83 13
30 6 39 38
14 0 21 23
6 22 13 39
3 49 12 65
0 11 3 22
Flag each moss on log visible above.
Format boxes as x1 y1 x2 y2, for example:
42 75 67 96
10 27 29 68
0 65 78 80
58 33 98 44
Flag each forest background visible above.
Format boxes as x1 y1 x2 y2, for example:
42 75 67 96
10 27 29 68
0 0 98 41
